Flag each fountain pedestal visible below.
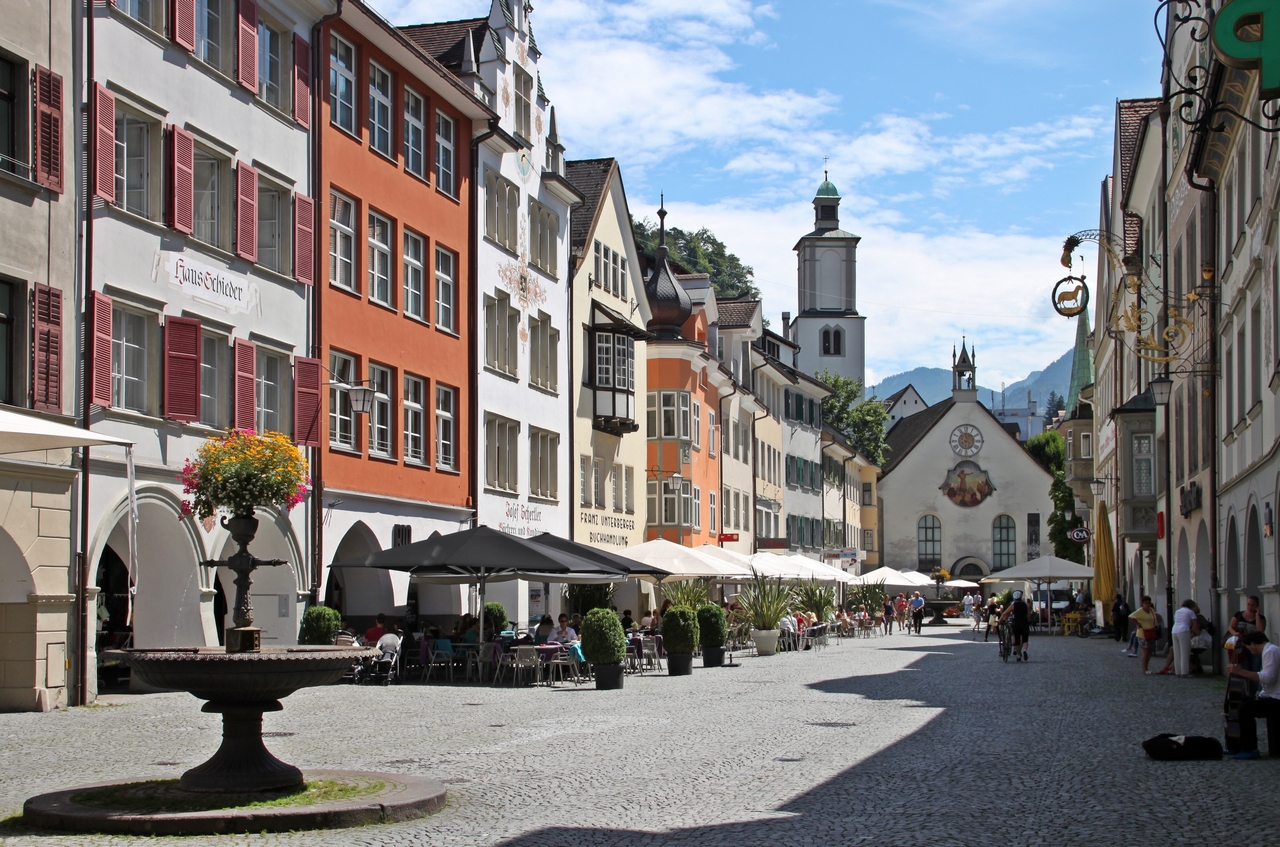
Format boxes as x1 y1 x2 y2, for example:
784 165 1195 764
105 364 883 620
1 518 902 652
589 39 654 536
181 700 300 792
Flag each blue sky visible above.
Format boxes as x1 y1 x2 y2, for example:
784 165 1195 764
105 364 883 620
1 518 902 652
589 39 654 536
372 0 1163 388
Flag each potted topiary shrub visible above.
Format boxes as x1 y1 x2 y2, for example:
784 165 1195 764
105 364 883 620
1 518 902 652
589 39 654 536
737 569 792 656
662 606 699 675
697 603 728 667
483 601 509 636
581 607 627 690
298 605 342 645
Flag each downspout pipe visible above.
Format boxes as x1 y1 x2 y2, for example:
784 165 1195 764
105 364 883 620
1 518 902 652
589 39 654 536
749 359 768 553
469 120 498 530
76 0 97 708
309 1 344 607
1159 97 1174 637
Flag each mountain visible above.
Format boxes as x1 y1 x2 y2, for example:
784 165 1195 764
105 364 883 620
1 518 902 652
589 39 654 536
868 348 1073 412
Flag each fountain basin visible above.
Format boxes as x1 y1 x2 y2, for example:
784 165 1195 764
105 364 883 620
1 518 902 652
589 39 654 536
119 646 375 702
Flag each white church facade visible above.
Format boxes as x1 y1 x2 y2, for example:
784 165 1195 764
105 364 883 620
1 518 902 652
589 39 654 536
876 344 1056 578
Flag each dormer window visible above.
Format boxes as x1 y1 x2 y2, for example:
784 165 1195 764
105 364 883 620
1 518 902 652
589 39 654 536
590 329 637 435
514 67 533 140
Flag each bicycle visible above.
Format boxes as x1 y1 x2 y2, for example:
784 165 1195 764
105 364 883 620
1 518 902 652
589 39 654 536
998 620 1013 663
1074 609 1113 639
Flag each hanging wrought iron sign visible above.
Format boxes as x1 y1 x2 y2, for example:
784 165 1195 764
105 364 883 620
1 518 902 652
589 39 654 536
1051 275 1090 317
1211 0 1280 101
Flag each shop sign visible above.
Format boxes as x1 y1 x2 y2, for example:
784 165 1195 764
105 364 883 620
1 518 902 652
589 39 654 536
1213 0 1280 100
163 252 259 313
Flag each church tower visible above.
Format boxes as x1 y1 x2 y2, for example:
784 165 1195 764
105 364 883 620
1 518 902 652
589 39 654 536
952 338 977 402
788 174 866 393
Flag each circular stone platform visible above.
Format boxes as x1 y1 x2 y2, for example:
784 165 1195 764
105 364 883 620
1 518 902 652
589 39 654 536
21 770 445 836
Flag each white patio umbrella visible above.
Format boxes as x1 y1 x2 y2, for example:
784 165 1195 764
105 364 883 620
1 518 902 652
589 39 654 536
694 544 754 570
747 553 815 580
0 407 133 453
617 538 750 582
978 556 1095 582
782 554 856 584
944 579 981 589
896 569 934 586
849 566 927 590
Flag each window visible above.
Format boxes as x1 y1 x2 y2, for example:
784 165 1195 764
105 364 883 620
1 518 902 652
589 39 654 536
368 364 392 457
662 479 679 524
329 351 355 448
692 401 702 447
329 34 356 134
0 58 17 179
679 393 691 440
992 515 1016 570
1251 303 1262 407
595 241 605 287
199 333 227 427
1238 324 1247 420
530 428 559 500
723 487 732 528
196 0 224 69
680 480 693 526
192 150 221 247
710 491 717 533
404 88 425 178
1066 431 1073 460
592 458 604 508
403 230 425 320
484 168 519 252
1132 434 1154 497
435 112 455 196
435 246 456 332
709 411 717 455
822 329 831 355
596 333 612 388
404 374 426 464
693 487 702 530
255 349 287 434
0 283 13 403
367 211 392 306
863 529 874 551
485 413 519 492
114 113 149 217
435 385 456 470
529 313 559 392
257 183 283 272
832 328 842 356
917 515 941 570
580 456 592 506
528 199 559 276
368 62 392 157
1080 432 1092 459
624 466 635 513
258 20 283 109
514 66 532 140
646 393 656 437
111 308 150 413
119 0 157 28
329 191 355 290
1224 345 1234 430
659 391 677 438
484 290 519 376
647 479 658 525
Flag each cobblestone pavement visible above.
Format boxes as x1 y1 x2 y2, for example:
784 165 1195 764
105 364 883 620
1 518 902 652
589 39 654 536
2 624 1278 846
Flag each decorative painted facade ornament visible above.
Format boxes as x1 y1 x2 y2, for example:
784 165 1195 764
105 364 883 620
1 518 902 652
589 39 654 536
940 461 996 508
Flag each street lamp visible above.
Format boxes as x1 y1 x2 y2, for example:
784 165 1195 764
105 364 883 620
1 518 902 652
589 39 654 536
348 384 375 415
1089 478 1105 498
1148 374 1173 406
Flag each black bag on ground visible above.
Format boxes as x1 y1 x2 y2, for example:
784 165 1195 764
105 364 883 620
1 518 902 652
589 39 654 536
1142 733 1223 760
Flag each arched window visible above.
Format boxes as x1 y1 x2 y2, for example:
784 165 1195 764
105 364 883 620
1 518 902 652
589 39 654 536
821 329 832 355
917 516 941 570
832 327 843 356
992 515 1017 569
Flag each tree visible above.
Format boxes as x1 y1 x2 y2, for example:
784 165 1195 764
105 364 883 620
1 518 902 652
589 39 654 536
1025 430 1064 476
817 370 890 467
632 218 760 301
1046 471 1085 563
1042 391 1066 426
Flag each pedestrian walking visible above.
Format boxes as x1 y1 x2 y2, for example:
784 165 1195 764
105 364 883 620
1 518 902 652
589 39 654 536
1169 599 1198 677
909 591 926 634
1111 593 1130 643
883 597 895 636
962 592 974 622
984 596 1000 642
1130 595 1159 674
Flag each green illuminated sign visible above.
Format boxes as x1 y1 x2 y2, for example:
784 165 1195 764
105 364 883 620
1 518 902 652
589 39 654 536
1213 0 1280 99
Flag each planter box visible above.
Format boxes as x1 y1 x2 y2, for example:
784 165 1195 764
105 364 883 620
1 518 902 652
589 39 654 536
593 663 624 690
667 653 694 675
702 646 725 667
752 629 780 656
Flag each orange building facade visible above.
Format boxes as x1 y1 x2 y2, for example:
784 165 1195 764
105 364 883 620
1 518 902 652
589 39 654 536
315 2 494 620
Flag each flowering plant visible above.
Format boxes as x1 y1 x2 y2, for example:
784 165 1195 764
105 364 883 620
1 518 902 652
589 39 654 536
180 430 310 520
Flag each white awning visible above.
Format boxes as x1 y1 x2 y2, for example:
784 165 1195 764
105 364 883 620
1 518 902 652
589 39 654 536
0 407 133 454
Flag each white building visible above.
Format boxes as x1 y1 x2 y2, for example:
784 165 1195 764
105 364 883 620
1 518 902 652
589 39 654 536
877 343 1055 578
883 384 927 426
86 0 331 677
766 328 830 559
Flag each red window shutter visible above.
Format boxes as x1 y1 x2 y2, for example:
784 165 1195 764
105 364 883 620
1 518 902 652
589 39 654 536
90 291 114 408
293 193 313 284
236 0 258 92
233 338 257 431
93 83 115 203
169 125 194 234
293 357 322 447
171 0 196 52
34 67 64 193
163 316 202 422
292 34 310 129
32 284 63 411
235 162 258 262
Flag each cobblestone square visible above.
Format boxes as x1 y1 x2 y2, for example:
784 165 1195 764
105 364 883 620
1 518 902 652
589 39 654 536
2 625 1277 846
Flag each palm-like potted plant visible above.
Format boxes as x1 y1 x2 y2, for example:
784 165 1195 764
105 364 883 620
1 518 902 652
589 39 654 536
697 603 729 667
662 606 699 675
737 569 792 656
581 607 627 689
794 579 836 622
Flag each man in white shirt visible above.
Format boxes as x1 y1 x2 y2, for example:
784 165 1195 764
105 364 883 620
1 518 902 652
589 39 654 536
962 593 974 620
549 615 577 644
1228 631 1280 759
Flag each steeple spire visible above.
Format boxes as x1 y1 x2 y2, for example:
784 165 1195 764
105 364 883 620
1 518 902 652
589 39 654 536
1065 310 1094 416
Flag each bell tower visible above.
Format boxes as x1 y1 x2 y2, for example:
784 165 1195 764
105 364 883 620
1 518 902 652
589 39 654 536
952 338 978 402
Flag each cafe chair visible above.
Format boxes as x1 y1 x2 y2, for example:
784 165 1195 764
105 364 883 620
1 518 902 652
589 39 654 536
423 639 455 683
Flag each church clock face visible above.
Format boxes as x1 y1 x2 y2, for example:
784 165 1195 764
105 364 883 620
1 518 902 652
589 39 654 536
950 424 983 457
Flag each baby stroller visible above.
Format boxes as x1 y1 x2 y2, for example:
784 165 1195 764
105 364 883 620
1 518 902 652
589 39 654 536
368 637 401 686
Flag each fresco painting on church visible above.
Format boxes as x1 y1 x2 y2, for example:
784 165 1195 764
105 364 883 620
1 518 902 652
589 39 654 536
940 461 996 507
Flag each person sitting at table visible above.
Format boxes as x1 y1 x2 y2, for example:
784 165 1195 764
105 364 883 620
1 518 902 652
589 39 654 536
550 614 577 643
778 611 798 651
620 610 635 630
364 613 388 645
532 614 555 644
570 613 584 635
640 610 654 629
462 619 481 644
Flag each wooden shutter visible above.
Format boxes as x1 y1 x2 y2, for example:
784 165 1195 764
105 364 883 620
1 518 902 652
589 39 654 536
171 0 196 52
163 316 202 422
92 83 114 203
233 338 256 431
32 284 62 411
90 291 114 408
293 193 313 284
292 34 310 128
168 125 194 234
235 162 258 261
236 0 258 92
293 356 322 446
34 67 64 193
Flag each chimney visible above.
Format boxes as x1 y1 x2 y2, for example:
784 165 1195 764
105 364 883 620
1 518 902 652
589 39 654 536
782 312 791 341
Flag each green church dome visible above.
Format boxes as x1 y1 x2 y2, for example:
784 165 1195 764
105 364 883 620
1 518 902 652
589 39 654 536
816 178 840 198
